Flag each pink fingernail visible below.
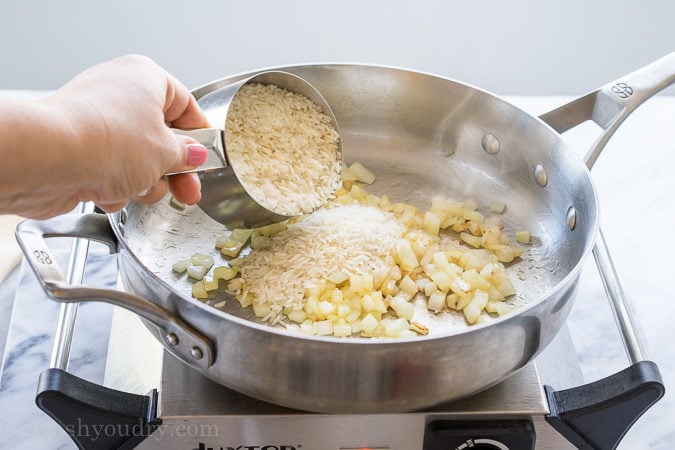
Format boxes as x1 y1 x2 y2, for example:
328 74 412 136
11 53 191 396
187 144 208 166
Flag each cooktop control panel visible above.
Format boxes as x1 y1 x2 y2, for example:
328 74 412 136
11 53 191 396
423 419 536 450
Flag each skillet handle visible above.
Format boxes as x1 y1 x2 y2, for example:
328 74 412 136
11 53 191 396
539 51 675 169
538 53 675 365
544 361 664 450
14 213 215 369
538 53 673 448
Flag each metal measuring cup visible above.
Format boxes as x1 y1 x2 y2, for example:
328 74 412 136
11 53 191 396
171 71 342 229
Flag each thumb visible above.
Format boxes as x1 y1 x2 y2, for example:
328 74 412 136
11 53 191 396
168 133 209 174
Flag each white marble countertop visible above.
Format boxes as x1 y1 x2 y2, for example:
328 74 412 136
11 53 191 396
1 91 674 449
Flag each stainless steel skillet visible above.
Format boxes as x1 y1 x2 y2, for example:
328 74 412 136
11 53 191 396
16 54 675 414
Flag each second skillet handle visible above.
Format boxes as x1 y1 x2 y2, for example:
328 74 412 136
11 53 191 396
539 51 675 168
538 52 675 365
15 213 214 369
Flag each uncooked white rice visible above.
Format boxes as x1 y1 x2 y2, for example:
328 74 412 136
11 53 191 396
225 83 341 216
238 204 404 323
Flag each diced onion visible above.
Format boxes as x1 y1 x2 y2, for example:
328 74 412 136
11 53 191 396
172 258 190 274
187 265 208 280
182 161 528 337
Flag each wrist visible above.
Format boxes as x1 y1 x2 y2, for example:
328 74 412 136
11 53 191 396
0 97 80 215
36 92 103 189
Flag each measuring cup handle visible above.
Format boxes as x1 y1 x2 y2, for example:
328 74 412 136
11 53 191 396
169 127 228 174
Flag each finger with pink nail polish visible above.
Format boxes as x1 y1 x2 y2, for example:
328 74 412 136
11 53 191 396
187 143 208 167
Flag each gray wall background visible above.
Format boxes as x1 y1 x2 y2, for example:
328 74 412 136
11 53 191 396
2 0 674 95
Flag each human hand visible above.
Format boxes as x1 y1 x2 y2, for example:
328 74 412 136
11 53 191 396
0 55 211 218
52 54 212 213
